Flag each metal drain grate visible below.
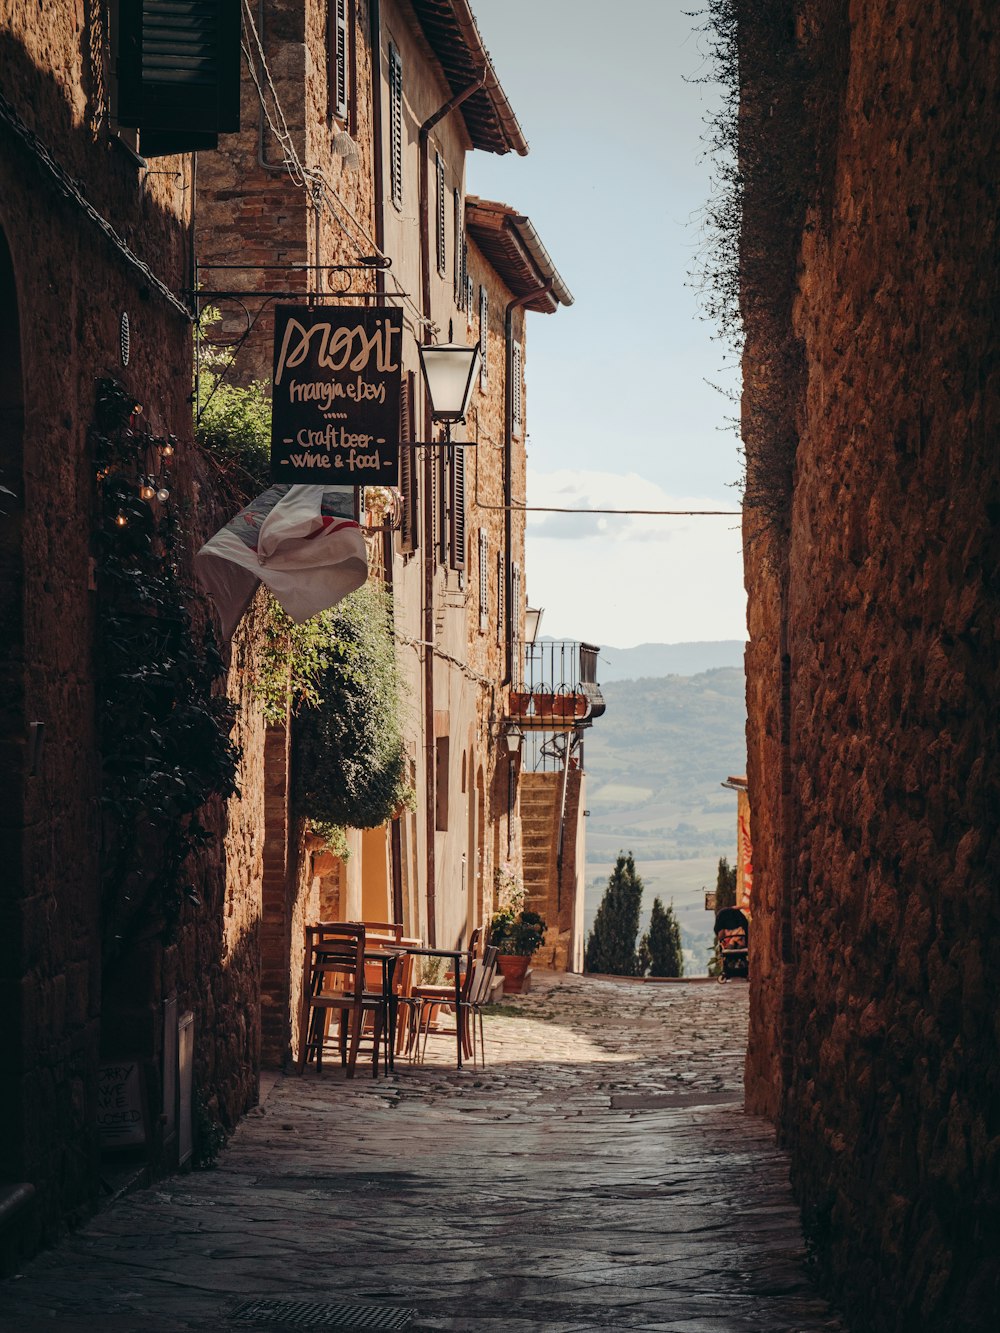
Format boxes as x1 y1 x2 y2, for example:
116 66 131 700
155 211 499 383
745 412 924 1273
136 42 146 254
228 1298 414 1329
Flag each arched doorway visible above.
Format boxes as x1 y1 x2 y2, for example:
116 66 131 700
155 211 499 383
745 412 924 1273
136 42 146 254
0 223 26 1183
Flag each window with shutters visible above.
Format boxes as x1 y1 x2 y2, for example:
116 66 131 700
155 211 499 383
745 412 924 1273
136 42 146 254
437 449 449 566
435 154 447 277
435 737 450 831
453 189 464 305
115 0 242 157
449 445 466 571
389 43 404 211
478 531 489 633
399 371 417 553
466 269 473 328
496 552 505 647
479 287 489 388
511 340 523 436
510 561 522 651
328 0 350 125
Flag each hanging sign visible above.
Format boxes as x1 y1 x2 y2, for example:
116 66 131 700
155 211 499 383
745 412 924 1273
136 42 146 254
270 305 402 486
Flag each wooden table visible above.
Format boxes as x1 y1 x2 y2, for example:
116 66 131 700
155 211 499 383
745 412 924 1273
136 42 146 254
399 946 466 1069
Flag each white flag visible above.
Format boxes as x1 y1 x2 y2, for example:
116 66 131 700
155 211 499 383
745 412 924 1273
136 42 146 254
195 485 368 640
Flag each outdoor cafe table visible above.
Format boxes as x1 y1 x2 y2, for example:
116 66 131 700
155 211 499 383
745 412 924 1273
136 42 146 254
361 947 401 1075
394 945 466 1069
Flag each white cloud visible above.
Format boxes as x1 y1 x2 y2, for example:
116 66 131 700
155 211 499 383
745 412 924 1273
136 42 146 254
524 469 747 649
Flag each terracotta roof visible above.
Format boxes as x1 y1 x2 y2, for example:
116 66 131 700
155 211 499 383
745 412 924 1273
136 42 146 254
408 0 528 156
465 197 573 313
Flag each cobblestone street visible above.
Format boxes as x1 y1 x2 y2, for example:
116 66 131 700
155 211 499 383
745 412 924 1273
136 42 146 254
1 974 842 1332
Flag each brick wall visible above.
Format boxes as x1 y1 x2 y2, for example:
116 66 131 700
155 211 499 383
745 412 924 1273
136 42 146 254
741 3 1000 1327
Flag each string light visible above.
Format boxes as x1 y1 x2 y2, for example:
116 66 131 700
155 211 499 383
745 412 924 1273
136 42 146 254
114 511 128 528
161 437 176 458
139 481 156 501
156 487 171 503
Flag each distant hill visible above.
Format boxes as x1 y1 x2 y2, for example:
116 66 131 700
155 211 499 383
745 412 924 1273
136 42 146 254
594 640 746 682
582 665 747 974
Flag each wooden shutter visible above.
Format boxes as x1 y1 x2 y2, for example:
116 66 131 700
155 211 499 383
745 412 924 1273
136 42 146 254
478 530 488 632
449 446 466 571
328 0 349 122
117 0 241 153
465 268 473 327
496 552 505 646
399 370 417 553
389 43 403 209
511 340 523 435
453 188 463 304
479 286 489 388
436 154 447 277
438 449 449 566
511 561 522 646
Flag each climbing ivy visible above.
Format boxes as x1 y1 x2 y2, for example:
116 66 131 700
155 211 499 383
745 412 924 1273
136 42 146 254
292 580 414 831
92 379 240 962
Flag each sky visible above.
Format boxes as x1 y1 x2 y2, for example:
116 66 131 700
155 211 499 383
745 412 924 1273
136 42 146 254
466 0 746 649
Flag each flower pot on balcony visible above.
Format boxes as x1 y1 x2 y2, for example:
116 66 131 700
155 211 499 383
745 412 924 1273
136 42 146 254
507 691 531 717
497 953 531 994
530 689 556 719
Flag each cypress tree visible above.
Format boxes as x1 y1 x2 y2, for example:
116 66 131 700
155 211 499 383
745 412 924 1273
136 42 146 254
585 851 643 975
715 855 738 910
641 897 684 978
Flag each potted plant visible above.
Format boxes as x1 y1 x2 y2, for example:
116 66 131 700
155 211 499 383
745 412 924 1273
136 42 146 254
489 865 546 993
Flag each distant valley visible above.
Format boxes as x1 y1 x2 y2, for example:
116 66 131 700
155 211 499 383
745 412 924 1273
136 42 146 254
580 648 747 974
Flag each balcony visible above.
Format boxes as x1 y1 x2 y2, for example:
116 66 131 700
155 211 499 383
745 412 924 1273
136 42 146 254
507 640 606 731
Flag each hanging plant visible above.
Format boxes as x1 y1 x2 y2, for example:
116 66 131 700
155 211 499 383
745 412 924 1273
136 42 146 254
292 580 413 830
91 378 240 962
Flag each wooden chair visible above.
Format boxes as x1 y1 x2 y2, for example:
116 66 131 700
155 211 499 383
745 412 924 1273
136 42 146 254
411 927 484 1064
297 922 388 1079
466 945 500 1067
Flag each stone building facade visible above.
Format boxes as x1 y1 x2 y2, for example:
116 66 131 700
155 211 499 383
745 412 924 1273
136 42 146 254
739 2 999 1329
0 0 265 1254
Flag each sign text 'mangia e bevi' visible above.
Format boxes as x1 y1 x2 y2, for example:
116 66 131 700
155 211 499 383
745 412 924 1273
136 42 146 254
270 306 402 486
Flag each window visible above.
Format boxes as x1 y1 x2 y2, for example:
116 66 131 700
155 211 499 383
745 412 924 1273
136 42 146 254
496 552 505 647
479 286 489 389
435 736 450 831
454 189 464 306
466 269 473 328
478 530 489 632
436 449 449 566
435 153 447 277
389 43 404 210
399 371 417 553
511 340 523 436
328 0 349 124
449 445 466 571
510 561 522 652
116 0 242 157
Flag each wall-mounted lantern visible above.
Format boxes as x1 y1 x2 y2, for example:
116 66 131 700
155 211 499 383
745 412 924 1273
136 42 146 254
418 340 480 428
524 607 544 647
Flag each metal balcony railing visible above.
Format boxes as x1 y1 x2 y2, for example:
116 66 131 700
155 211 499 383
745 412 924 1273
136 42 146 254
509 639 605 728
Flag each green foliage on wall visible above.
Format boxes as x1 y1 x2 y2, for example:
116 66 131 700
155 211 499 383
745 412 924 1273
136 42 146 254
194 308 271 502
292 580 413 831
92 378 240 961
585 851 644 976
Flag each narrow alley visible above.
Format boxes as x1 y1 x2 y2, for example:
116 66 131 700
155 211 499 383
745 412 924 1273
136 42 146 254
1 976 841 1333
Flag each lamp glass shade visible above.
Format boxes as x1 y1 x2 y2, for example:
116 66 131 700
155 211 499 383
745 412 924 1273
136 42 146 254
524 607 544 646
504 726 523 754
419 342 480 421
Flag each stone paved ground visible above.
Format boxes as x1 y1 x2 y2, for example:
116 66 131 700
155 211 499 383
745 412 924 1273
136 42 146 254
0 973 844 1332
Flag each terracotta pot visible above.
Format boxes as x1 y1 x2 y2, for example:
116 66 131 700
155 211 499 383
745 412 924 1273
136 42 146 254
497 953 531 994
507 691 531 716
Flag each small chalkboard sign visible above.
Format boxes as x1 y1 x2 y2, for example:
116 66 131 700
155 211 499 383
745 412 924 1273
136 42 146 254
97 1060 148 1149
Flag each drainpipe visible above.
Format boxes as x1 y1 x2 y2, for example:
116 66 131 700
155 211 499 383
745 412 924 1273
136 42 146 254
369 0 386 298
416 74 483 947
502 284 553 685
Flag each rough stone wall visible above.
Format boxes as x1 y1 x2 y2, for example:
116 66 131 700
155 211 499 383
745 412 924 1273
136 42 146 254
0 9 194 1238
741 2 1000 1328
